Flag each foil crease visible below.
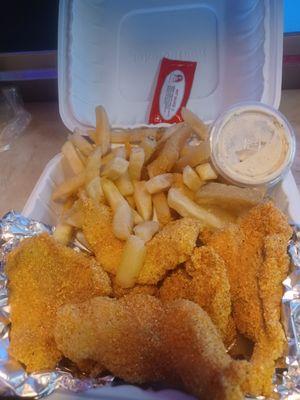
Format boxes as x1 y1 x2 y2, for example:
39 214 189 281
0 211 298 399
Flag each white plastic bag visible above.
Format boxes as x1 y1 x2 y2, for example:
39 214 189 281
0 87 31 152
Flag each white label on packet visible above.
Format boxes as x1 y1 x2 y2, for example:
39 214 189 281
159 70 185 121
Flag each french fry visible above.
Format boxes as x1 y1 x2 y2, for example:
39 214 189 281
199 204 237 225
181 107 209 140
115 171 134 196
125 141 132 159
95 106 110 154
152 207 159 223
147 125 191 177
147 125 185 167
156 123 185 146
102 179 140 224
52 173 85 201
133 221 159 242
101 178 127 211
113 202 134 240
133 181 152 220
113 146 126 159
195 182 263 210
85 146 102 184
126 195 136 209
86 176 104 202
145 173 174 194
88 129 96 143
175 141 211 171
101 156 129 180
132 209 144 224
180 142 193 157
69 129 94 156
101 151 115 166
182 166 204 192
128 147 145 181
152 192 172 226
172 173 184 186
61 141 85 175
53 223 73 245
140 136 157 162
76 148 88 166
111 128 159 144
167 188 223 228
172 173 196 201
196 162 218 180
116 235 146 288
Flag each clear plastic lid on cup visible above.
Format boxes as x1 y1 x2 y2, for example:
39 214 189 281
210 102 296 188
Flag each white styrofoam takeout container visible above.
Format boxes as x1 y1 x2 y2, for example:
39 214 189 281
21 0 300 399
58 0 284 129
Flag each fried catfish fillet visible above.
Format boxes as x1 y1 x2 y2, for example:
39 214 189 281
81 199 125 274
81 199 200 283
54 294 246 400
161 299 247 400
235 202 292 342
159 246 235 346
242 233 291 396
6 233 111 372
137 218 201 285
55 295 164 383
202 202 292 396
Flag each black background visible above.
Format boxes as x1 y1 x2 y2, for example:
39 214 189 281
0 1 59 53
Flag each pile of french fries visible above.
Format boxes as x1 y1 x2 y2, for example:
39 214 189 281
52 106 263 287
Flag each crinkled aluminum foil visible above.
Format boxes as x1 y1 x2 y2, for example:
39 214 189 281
0 211 299 399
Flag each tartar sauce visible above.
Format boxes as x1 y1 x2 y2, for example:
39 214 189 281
210 103 295 187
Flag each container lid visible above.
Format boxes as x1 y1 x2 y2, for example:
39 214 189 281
58 0 283 131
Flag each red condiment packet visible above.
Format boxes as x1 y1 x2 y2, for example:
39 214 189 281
149 58 197 124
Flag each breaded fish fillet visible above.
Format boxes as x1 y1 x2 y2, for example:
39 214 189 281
259 234 290 342
159 246 235 346
161 299 247 400
236 202 292 343
202 202 292 396
137 218 201 284
6 233 111 372
199 223 242 307
81 199 125 274
54 294 246 400
55 295 164 383
242 234 291 396
202 203 291 342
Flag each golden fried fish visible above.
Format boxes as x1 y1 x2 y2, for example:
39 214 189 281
6 233 111 371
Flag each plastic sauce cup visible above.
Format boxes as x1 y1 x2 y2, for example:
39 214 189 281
210 102 296 187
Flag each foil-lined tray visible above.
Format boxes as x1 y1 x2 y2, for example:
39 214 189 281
0 211 299 399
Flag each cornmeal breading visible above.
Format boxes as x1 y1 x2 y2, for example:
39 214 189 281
202 202 292 396
160 246 235 346
55 295 164 383
137 218 201 285
6 233 111 372
81 199 125 275
54 294 246 400
161 299 247 400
